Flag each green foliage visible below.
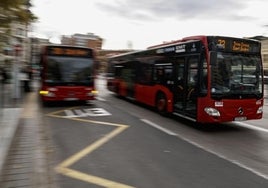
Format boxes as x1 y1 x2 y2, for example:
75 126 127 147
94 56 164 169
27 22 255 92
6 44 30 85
0 0 37 28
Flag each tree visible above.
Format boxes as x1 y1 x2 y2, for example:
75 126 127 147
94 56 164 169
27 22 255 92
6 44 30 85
0 0 37 31
0 0 37 51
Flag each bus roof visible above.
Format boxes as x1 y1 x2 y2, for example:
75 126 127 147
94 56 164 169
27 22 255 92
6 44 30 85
41 45 94 57
109 39 201 59
148 35 260 49
109 35 261 59
41 44 93 50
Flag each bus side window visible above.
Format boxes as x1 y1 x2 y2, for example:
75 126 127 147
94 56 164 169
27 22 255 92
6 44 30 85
201 60 208 92
156 68 165 84
201 73 208 92
139 64 153 85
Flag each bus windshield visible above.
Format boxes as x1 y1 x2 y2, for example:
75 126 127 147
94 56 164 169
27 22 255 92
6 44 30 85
45 56 94 86
211 52 263 99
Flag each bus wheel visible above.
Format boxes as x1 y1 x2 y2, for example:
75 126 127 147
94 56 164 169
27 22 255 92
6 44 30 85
156 93 167 115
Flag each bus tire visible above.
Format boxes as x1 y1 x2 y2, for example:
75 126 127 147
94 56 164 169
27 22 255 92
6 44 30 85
156 93 167 116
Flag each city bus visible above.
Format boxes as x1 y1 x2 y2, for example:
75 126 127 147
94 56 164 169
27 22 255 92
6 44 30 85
39 45 98 104
107 36 264 123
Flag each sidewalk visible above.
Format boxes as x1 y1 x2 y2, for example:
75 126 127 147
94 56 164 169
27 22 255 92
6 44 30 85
0 83 25 177
0 80 55 187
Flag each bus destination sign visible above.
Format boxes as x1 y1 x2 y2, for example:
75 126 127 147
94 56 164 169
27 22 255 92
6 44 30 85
217 39 250 52
232 41 250 52
48 46 92 57
209 36 261 53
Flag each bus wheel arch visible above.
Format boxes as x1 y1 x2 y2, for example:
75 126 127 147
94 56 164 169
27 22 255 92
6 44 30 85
155 91 167 115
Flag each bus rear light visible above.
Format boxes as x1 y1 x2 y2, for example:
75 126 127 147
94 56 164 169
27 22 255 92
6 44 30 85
257 106 263 114
204 107 220 117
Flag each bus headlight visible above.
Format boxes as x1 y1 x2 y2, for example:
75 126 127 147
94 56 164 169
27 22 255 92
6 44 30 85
86 90 98 97
257 106 263 114
91 90 99 95
91 90 98 95
39 90 55 97
204 107 220 117
39 90 49 95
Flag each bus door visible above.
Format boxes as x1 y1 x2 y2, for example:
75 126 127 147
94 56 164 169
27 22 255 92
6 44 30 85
173 56 199 119
119 61 136 98
135 62 154 103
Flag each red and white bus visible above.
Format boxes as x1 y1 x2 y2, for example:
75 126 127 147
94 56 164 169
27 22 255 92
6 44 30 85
39 45 98 105
107 36 264 123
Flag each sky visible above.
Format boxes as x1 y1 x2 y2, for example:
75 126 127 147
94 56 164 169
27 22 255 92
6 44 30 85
30 0 268 50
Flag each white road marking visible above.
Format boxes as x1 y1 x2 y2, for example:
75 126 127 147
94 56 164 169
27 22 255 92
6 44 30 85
64 110 76 118
96 97 106 101
63 108 111 118
176 135 268 180
234 122 268 133
140 118 268 180
140 119 177 136
74 109 88 117
84 108 111 116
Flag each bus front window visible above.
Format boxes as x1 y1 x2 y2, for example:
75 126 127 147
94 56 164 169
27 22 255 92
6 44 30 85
45 56 94 86
211 53 263 99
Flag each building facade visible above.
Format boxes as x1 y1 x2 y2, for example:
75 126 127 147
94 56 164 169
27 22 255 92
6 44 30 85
29 37 50 67
61 33 103 51
0 21 29 77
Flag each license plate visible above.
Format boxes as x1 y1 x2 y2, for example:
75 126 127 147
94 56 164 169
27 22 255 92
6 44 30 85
234 116 247 121
64 98 79 101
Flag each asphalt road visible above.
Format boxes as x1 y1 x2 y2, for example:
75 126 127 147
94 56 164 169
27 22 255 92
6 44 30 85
40 78 268 188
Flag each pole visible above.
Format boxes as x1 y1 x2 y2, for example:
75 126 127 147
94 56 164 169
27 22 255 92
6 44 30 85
0 73 3 117
12 45 21 99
